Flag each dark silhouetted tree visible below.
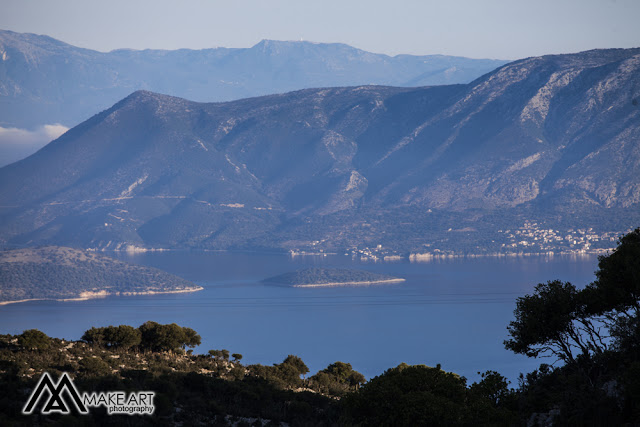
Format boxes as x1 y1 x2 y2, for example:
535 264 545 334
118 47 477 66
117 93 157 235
18 329 51 350
504 280 606 363
310 361 366 394
138 321 201 352
342 363 470 425
81 327 105 346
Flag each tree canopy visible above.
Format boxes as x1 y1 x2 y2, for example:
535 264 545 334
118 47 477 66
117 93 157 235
82 321 200 352
586 227 640 315
82 325 141 349
504 229 640 363
341 363 511 425
309 361 366 395
17 329 51 351
503 228 640 424
504 280 606 362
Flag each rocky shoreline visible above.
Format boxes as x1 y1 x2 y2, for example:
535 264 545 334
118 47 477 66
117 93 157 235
292 278 405 288
0 286 204 306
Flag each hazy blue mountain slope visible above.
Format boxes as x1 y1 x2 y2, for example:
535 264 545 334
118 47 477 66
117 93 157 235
0 30 507 130
0 48 638 253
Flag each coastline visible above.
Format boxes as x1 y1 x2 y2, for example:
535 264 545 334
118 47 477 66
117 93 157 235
0 286 204 306
96 247 611 261
292 278 405 288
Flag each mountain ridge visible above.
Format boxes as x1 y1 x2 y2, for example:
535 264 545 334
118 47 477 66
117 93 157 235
0 29 508 130
0 47 638 254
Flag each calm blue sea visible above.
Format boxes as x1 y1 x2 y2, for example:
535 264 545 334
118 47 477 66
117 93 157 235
0 251 599 385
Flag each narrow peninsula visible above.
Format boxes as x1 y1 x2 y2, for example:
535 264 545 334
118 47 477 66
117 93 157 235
263 267 405 288
0 246 202 305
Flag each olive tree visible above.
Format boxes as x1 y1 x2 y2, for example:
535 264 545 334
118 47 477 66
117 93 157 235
504 280 602 363
18 329 51 350
309 361 366 394
505 228 640 363
138 321 201 352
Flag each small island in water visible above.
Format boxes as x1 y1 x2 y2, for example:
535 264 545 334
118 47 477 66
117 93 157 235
0 246 202 305
263 267 405 288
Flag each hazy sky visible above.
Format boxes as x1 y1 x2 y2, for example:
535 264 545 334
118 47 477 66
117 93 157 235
1 0 639 59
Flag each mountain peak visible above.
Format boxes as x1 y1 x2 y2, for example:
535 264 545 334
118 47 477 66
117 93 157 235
117 90 191 108
125 89 163 101
252 38 354 51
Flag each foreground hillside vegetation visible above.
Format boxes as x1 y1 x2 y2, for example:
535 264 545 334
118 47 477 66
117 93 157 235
1 229 638 425
0 323 514 426
0 246 202 304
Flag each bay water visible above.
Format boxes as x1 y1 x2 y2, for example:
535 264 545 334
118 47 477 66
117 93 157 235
0 251 599 385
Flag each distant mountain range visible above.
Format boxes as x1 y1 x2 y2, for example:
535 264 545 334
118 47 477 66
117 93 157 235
0 48 638 255
0 29 507 130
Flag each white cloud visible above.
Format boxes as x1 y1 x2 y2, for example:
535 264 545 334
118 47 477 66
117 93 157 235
0 124 69 167
0 124 69 145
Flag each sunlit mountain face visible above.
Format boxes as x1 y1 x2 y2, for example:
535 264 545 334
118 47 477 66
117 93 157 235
0 48 638 254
